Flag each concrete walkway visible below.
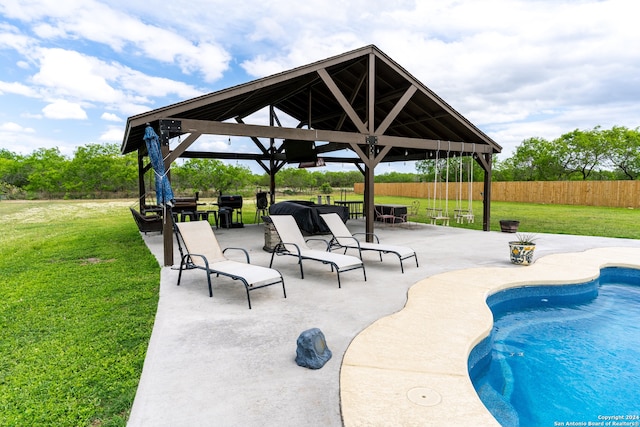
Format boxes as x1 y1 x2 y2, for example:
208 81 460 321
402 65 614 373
126 220 640 426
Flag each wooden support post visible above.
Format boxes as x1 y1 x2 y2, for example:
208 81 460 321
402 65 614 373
161 143 174 266
482 153 492 232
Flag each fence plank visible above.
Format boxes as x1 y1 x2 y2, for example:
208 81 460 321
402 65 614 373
354 181 640 208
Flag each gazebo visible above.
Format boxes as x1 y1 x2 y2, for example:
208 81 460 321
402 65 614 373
121 45 501 266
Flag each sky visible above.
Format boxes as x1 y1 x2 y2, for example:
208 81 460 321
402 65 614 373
1 0 639 174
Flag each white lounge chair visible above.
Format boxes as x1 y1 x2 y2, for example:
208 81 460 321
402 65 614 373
268 215 366 287
175 221 286 309
319 213 419 273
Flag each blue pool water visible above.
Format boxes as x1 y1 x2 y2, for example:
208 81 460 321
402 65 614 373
469 267 640 427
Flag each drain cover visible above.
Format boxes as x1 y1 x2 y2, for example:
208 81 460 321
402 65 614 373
407 387 442 407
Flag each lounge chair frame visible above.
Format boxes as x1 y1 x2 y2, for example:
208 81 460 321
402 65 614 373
320 213 419 273
267 215 366 288
174 221 286 309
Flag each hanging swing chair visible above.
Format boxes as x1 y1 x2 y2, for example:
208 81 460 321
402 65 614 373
454 143 475 224
427 141 450 226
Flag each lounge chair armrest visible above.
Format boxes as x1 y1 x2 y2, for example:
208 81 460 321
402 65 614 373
305 237 330 251
353 232 380 243
222 247 250 263
275 241 303 256
183 252 210 269
335 235 361 246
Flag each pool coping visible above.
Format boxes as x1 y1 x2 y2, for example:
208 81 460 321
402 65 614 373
339 247 640 426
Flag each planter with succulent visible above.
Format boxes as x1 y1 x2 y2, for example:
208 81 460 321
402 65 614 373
508 233 537 265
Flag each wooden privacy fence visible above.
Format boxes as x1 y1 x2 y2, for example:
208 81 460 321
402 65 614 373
354 181 640 208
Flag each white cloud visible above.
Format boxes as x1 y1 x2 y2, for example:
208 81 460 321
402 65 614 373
42 100 87 119
193 138 233 153
0 81 37 98
0 122 36 133
0 0 639 166
0 0 231 82
33 48 121 103
20 112 43 119
99 125 124 142
0 22 33 51
101 112 122 122
113 65 205 100
7 46 205 119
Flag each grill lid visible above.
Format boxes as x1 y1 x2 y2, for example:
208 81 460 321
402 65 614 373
218 195 243 208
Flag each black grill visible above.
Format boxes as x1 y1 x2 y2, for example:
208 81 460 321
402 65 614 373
218 195 243 209
256 192 268 209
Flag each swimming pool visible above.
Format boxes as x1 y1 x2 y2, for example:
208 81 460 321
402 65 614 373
470 267 640 427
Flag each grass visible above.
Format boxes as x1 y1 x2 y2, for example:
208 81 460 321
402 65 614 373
233 192 640 239
0 196 637 426
366 196 640 239
0 200 159 427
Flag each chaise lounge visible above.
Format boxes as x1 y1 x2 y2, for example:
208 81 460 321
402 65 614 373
174 220 286 309
268 215 366 287
320 213 419 273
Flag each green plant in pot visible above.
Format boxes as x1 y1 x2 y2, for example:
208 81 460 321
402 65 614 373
509 233 537 265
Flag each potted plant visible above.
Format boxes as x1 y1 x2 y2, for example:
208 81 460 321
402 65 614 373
500 219 520 233
508 233 537 265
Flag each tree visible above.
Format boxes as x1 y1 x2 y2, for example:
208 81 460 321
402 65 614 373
173 159 218 192
415 157 463 183
65 143 137 194
275 168 314 192
603 126 640 180
501 137 565 181
219 163 252 194
0 149 28 188
555 127 608 180
173 159 252 194
375 171 418 183
319 170 363 188
23 148 68 195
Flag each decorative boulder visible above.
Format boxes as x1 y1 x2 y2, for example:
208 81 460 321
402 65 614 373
295 328 332 369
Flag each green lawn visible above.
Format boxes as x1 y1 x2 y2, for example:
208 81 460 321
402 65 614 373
0 200 159 427
0 197 638 426
367 196 640 239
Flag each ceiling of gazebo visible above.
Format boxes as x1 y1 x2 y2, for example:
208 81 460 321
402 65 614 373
121 44 500 166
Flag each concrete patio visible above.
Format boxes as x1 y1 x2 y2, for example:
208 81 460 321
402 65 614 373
126 219 640 426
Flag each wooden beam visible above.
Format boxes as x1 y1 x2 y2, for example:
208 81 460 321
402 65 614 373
368 53 375 134
317 68 368 134
348 142 372 169
177 118 364 145
475 151 490 171
161 143 173 266
365 56 376 241
236 117 270 155
376 135 494 154
375 85 417 135
482 153 492 232
166 132 201 164
370 145 392 169
364 163 375 241
336 72 367 131
137 151 145 211
172 117 493 154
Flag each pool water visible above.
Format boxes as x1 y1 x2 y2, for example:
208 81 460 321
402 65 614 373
470 267 640 427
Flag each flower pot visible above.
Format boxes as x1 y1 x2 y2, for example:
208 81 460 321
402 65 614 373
500 220 520 233
509 242 536 265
